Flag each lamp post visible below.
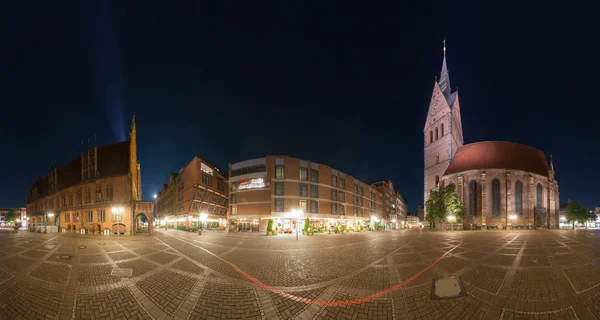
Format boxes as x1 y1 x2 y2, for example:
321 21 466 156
199 213 207 235
509 214 517 230
447 215 455 232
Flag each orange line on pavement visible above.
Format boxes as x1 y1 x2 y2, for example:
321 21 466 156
170 232 463 306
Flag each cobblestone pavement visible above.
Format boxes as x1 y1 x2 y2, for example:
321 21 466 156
3 228 600 319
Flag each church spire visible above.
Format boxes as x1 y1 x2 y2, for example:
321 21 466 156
438 39 451 99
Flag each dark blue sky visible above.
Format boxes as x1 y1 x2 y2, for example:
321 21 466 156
2 1 598 211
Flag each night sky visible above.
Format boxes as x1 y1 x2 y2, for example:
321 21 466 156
3 1 599 211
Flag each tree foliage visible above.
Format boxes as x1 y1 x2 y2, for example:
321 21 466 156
4 209 16 223
566 200 593 228
425 184 465 227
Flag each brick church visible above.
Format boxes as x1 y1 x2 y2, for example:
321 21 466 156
423 43 559 229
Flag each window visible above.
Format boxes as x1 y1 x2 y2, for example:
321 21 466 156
359 186 364 196
340 205 345 215
178 193 184 202
331 176 337 187
469 180 477 217
311 169 319 183
354 184 358 194
275 182 284 195
74 212 80 222
310 185 318 198
106 183 114 201
430 131 433 144
192 202 201 211
231 206 237 215
274 198 284 212
179 204 184 211
69 193 73 206
353 206 358 215
299 200 307 213
339 191 345 202
213 194 221 205
536 183 543 209
65 213 70 222
208 205 216 214
217 182 225 193
85 187 91 203
435 127 438 140
436 155 439 164
340 178 345 189
515 180 523 215
218 207 226 215
62 195 66 207
353 195 358 205
310 200 318 213
178 181 184 192
86 211 92 222
231 194 236 204
231 164 266 177
275 165 284 179
202 173 212 186
435 176 440 186
359 207 363 217
299 183 308 197
331 203 337 214
98 210 105 222
441 123 444 136
95 186 102 202
231 182 238 192
492 179 500 217
178 172 184 183
331 189 337 201
299 167 308 181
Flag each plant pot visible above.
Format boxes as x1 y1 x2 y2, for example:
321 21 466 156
267 231 272 236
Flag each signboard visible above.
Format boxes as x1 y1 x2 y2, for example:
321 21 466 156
238 178 268 190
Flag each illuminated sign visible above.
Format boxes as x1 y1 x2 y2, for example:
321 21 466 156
238 178 266 190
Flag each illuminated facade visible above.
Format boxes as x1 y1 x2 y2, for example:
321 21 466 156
424 44 559 229
156 156 228 230
372 180 407 229
25 117 145 234
228 155 385 232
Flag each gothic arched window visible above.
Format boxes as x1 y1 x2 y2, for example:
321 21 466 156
441 123 444 136
515 180 522 215
106 182 114 201
492 179 500 217
435 127 439 140
430 131 433 144
536 183 543 209
469 180 477 217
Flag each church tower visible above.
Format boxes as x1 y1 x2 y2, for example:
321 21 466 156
423 42 464 218
130 116 141 201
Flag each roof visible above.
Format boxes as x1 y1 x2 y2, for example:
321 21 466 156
28 141 131 201
444 141 549 177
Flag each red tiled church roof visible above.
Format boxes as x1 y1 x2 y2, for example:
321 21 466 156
444 141 549 177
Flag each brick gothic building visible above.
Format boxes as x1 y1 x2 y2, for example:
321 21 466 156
26 117 146 234
423 44 559 229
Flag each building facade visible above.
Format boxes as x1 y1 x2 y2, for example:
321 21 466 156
372 180 407 229
228 155 384 232
26 118 144 234
156 156 228 230
406 215 420 228
0 208 26 225
423 44 559 229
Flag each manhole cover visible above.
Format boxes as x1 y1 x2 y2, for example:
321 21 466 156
111 268 133 277
431 276 467 300
60 255 71 259
44 245 56 250
78 246 86 249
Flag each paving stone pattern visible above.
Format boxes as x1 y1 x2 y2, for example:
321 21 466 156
4 228 600 319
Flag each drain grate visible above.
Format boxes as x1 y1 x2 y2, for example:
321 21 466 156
431 276 467 300
111 268 133 277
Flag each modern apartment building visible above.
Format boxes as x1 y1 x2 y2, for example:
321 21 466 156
156 156 228 230
228 155 384 232
372 180 407 229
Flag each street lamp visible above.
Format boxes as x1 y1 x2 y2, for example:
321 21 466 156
509 214 517 230
447 215 455 232
199 212 207 235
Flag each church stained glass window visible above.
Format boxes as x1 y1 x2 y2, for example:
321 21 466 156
469 180 477 217
515 180 522 215
492 179 500 217
536 183 543 209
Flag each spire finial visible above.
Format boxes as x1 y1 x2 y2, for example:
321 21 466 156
443 39 446 56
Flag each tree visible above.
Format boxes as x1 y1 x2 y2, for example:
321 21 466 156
566 200 590 229
140 215 147 224
425 184 465 229
4 209 16 224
